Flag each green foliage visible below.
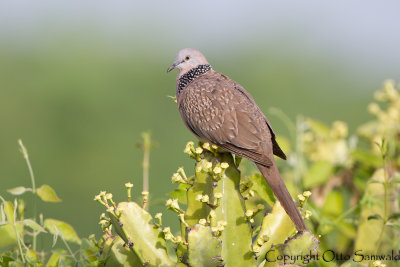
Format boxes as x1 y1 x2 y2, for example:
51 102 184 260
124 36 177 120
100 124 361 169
1 81 400 266
94 142 318 266
187 224 223 267
0 140 102 266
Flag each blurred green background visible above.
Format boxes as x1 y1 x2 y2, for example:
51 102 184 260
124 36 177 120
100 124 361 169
1 1 399 238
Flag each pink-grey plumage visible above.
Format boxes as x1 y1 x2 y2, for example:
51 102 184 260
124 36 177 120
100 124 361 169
167 48 306 231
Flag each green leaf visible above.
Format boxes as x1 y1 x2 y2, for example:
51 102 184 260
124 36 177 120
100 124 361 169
388 213 400 222
44 218 81 244
0 255 15 265
36 185 62 202
3 201 15 223
367 214 383 221
0 224 18 248
7 186 31 196
168 183 191 205
367 179 383 184
351 149 382 168
45 253 60 267
303 161 334 188
390 178 400 184
188 225 223 267
185 158 214 226
101 237 141 267
322 190 344 217
248 173 275 206
110 202 174 266
340 260 366 267
0 201 23 249
25 250 41 265
255 201 297 266
213 153 255 267
279 231 319 265
355 169 386 253
21 219 46 233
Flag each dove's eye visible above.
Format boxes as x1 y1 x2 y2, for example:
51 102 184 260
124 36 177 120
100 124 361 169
185 56 190 61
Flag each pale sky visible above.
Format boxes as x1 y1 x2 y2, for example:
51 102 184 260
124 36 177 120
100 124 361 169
1 0 399 80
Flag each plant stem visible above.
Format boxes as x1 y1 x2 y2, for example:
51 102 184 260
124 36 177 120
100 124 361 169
138 132 152 209
374 140 389 257
18 139 38 251
60 233 77 262
13 200 25 263
333 204 358 225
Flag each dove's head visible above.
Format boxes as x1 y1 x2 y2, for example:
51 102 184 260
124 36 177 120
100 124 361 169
167 48 209 77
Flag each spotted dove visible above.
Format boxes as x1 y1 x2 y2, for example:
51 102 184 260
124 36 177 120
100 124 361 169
167 48 306 231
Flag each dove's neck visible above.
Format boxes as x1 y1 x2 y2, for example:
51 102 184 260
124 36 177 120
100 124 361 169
176 64 212 97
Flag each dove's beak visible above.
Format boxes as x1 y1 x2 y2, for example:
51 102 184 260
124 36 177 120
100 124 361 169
167 63 177 73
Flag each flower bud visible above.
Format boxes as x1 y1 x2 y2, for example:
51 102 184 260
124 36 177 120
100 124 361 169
214 192 223 199
201 195 209 203
125 182 133 188
204 161 212 170
213 166 222 174
298 194 305 202
209 210 216 218
245 210 253 217
220 162 229 169
202 142 211 150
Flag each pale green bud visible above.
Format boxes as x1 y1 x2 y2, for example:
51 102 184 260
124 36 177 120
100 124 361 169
195 165 202 172
195 194 203 201
202 142 211 150
245 210 253 217
171 173 183 183
220 162 229 169
125 182 133 188
214 192 223 199
201 195 209 203
213 166 222 174
209 210 216 218
217 220 227 227
106 207 114 213
298 194 306 202
204 161 212 170
305 210 312 219
195 147 203 154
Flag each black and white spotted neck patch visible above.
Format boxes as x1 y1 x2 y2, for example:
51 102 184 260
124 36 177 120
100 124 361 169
177 64 212 96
